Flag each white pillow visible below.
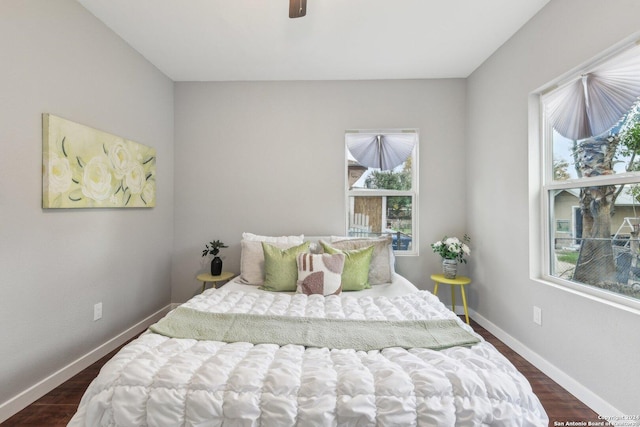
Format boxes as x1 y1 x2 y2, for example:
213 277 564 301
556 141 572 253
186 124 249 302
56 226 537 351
242 232 304 244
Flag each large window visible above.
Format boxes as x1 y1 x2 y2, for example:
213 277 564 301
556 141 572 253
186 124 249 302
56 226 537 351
345 130 418 255
541 42 640 306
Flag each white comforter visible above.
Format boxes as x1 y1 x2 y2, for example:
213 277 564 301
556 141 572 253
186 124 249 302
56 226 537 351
69 288 548 427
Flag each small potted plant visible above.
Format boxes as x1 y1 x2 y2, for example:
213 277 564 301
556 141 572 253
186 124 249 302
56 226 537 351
431 234 470 279
202 239 228 276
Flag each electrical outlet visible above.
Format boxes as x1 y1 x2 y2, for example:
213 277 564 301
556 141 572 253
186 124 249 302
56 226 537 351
93 302 102 321
533 306 542 326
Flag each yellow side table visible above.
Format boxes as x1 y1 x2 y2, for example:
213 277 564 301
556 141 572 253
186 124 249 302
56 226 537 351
197 271 235 292
431 273 472 324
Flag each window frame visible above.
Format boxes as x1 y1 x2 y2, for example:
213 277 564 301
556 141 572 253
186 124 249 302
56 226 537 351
536 38 640 314
344 129 419 256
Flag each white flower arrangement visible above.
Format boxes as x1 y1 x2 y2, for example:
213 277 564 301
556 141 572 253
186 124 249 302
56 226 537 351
431 234 471 263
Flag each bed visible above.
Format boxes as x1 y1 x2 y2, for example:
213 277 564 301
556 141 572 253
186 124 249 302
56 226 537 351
68 234 548 426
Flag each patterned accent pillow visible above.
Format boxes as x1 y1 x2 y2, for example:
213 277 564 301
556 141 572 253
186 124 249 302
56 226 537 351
296 253 345 296
259 241 311 292
320 242 374 291
327 236 393 284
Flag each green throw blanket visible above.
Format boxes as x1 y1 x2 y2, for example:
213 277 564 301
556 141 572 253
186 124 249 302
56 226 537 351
149 307 480 351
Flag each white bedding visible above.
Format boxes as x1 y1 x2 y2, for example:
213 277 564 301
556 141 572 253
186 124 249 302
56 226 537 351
69 276 548 426
224 272 420 298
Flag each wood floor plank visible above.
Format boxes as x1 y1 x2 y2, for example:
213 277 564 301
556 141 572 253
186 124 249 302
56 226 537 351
468 318 600 425
3 318 601 426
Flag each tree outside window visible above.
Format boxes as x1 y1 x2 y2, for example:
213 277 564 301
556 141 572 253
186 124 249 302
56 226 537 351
544 43 640 303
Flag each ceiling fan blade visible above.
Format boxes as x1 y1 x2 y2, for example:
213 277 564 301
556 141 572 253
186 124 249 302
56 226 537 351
289 0 307 18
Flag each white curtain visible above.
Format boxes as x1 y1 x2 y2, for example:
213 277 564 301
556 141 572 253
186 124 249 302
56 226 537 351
545 43 640 141
346 133 416 171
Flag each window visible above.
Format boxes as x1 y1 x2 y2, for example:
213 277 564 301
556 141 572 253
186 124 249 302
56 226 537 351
556 219 570 233
345 129 418 255
540 42 640 306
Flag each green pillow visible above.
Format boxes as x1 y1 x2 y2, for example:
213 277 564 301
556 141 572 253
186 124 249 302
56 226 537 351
321 241 374 291
260 241 311 292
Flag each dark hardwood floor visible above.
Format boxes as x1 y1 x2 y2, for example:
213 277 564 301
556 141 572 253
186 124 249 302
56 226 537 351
3 318 599 426
469 318 601 426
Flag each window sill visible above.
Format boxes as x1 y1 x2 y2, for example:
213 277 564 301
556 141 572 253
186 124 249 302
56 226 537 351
533 274 640 316
393 250 419 257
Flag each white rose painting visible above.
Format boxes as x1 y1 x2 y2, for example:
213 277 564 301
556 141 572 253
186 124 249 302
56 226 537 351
42 114 156 208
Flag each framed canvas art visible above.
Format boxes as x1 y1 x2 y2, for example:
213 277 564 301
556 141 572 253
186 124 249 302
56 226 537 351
42 114 156 208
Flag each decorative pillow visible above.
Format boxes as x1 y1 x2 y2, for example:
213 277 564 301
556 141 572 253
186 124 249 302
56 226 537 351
328 236 393 284
320 241 374 291
242 232 304 244
308 240 322 254
239 240 299 285
296 253 345 296
260 241 311 292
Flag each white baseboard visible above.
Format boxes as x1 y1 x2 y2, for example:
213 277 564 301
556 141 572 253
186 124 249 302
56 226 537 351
467 308 623 417
0 304 172 423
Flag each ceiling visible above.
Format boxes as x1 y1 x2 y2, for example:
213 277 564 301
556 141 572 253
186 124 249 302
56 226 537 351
77 0 550 82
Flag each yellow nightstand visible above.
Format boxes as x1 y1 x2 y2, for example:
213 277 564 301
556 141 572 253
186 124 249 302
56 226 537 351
431 273 472 324
197 271 235 292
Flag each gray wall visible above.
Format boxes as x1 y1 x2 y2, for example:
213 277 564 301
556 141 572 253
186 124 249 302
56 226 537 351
172 80 468 302
466 0 640 414
4 0 638 418
0 0 174 407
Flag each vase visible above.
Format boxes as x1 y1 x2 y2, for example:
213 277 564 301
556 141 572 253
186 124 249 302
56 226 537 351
442 259 457 279
211 256 223 276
